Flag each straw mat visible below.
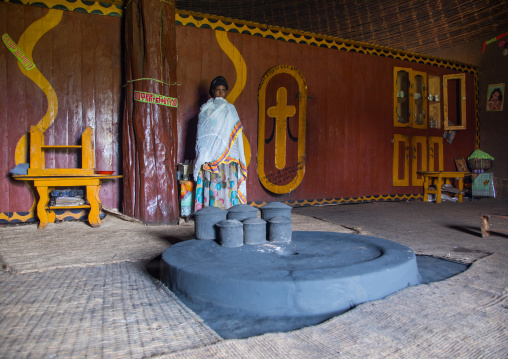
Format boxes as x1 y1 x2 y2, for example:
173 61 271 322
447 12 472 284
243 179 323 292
0 262 221 358
0 213 352 274
1 201 506 358
160 253 508 358
0 215 196 274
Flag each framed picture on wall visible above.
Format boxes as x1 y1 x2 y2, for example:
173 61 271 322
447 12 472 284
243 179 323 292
455 158 468 172
486 83 504 111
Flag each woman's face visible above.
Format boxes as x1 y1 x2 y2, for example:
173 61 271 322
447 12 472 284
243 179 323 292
213 85 227 99
491 91 500 101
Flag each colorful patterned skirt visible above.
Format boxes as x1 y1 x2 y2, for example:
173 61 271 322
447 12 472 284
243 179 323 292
194 163 241 211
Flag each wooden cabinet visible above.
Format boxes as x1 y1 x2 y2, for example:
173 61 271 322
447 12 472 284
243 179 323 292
393 68 467 131
393 135 443 187
393 67 428 129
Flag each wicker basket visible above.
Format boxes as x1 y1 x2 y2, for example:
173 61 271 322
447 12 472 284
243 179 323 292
467 158 493 171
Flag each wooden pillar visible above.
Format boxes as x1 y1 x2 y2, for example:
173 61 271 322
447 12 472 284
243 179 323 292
123 0 178 224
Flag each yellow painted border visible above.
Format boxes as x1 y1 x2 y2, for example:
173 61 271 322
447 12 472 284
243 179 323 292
176 11 478 74
0 0 122 16
250 194 424 208
0 209 94 224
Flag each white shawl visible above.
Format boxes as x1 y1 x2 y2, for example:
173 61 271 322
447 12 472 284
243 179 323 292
193 97 247 203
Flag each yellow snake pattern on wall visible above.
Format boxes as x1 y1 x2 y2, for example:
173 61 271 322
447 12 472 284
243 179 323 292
15 9 62 164
215 30 251 167
0 9 63 222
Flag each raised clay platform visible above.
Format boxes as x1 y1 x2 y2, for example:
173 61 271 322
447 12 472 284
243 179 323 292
161 231 421 335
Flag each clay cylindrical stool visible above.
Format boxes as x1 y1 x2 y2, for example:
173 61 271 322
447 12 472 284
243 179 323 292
194 206 227 240
216 219 244 247
260 202 292 221
268 216 292 243
227 204 259 222
242 217 267 245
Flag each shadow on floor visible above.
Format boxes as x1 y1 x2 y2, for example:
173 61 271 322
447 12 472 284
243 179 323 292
445 225 483 237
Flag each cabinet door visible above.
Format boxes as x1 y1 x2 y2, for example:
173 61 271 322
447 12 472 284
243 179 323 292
443 73 466 130
393 67 411 127
393 135 443 187
428 136 444 171
394 68 428 129
411 136 427 186
412 71 427 129
393 134 410 186
428 75 441 129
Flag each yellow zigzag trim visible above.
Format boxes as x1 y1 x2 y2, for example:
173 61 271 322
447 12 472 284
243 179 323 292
176 11 478 74
0 212 35 222
0 210 93 223
3 2 480 75
177 10 479 148
249 194 423 208
3 0 122 16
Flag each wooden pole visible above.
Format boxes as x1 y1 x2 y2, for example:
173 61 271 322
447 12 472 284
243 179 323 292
123 0 178 224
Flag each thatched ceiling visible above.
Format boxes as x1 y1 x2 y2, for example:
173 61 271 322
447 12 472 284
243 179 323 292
175 0 508 56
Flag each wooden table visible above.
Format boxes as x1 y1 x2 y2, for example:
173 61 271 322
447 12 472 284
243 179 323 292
14 175 122 228
418 171 468 203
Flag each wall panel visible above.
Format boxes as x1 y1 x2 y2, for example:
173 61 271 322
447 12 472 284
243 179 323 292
175 25 477 204
0 3 122 215
0 2 478 219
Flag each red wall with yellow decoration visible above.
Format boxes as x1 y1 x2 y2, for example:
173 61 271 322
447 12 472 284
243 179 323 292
0 3 478 223
0 3 122 220
175 24 477 206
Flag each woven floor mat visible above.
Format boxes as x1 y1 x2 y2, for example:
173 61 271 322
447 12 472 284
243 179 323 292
293 200 508 265
0 216 196 274
0 214 353 274
159 253 508 359
291 214 355 233
0 262 221 358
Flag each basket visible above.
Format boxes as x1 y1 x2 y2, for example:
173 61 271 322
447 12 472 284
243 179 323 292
467 158 493 171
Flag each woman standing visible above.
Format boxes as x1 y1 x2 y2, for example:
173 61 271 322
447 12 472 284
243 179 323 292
193 76 247 210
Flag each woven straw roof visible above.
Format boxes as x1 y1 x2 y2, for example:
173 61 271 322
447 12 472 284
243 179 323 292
175 0 508 55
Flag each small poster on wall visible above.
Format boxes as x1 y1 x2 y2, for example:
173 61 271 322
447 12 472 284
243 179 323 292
486 83 504 111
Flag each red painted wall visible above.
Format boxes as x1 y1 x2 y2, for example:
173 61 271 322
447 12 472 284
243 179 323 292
0 4 477 216
0 4 122 213
176 26 477 203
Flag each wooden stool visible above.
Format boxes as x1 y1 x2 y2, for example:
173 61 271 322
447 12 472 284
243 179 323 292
480 214 508 238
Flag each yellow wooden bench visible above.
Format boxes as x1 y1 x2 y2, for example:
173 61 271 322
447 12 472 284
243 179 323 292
419 171 468 203
14 126 121 228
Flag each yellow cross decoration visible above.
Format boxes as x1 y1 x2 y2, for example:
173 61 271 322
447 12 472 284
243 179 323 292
258 65 307 194
267 87 296 170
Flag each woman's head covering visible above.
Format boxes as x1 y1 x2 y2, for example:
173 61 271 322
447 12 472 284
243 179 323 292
209 76 228 97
